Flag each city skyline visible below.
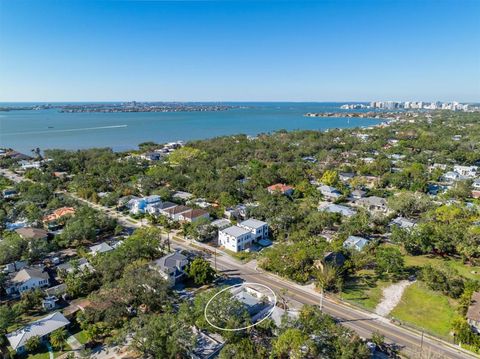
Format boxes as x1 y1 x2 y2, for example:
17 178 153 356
1 0 479 102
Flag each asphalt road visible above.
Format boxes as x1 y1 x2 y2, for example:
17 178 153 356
1 168 477 359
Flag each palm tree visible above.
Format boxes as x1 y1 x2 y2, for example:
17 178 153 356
315 264 339 310
50 327 68 350
31 147 42 160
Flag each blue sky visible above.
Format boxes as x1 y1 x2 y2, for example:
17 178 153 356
0 0 479 102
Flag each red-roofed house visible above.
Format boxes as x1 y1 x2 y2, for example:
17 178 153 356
267 183 294 196
43 207 76 223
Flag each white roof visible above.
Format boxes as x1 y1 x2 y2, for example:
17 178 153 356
239 218 267 229
7 312 70 350
89 242 113 254
221 225 251 237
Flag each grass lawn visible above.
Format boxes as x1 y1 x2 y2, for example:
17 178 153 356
25 344 69 359
340 270 391 311
73 329 90 345
404 254 480 280
390 281 459 338
224 249 257 262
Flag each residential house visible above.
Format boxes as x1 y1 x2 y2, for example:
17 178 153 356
44 284 68 298
361 157 375 164
43 207 76 223
316 252 346 272
356 196 389 214
429 163 448 171
151 251 189 286
5 219 28 231
319 203 357 217
231 285 275 323
153 201 178 216
178 208 210 223
339 172 355 182
6 312 70 353
267 183 294 196
427 183 447 196
42 296 59 311
189 198 212 209
472 179 480 190
390 217 416 230
467 291 480 332
318 185 342 201
6 267 50 295
191 328 225 359
172 191 194 201
453 165 478 179
89 242 114 256
3 260 28 274
15 227 48 241
19 160 42 170
127 195 162 214
238 219 269 241
7 151 31 161
343 236 370 251
224 204 248 220
56 258 93 275
218 226 253 252
163 205 191 221
350 189 367 200
443 171 462 182
2 188 17 199
210 218 231 230
140 152 163 161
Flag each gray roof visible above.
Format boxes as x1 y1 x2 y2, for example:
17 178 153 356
6 312 70 350
391 216 416 229
351 189 366 197
322 204 356 217
343 236 370 251
156 201 177 210
152 252 188 275
239 218 267 230
319 185 341 195
56 258 91 273
211 218 231 229
221 225 251 237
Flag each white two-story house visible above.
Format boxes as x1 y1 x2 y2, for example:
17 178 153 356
453 165 478 179
218 226 253 252
6 267 50 295
238 219 269 241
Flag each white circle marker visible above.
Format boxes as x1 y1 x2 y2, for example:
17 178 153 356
204 282 277 331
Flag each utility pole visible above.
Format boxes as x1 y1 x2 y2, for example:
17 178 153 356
167 231 171 252
214 247 217 271
419 330 424 359
319 286 324 311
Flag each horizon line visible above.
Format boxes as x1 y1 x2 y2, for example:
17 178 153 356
1 99 479 104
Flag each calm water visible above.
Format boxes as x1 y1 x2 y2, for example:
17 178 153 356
0 102 381 154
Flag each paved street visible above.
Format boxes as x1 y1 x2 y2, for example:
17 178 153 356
1 168 477 359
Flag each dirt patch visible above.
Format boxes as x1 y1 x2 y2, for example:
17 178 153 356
374 280 414 317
